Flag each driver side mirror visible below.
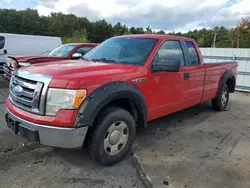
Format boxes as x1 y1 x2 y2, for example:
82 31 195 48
71 53 83 60
153 58 181 72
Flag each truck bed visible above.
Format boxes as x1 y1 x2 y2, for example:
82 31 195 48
202 61 238 102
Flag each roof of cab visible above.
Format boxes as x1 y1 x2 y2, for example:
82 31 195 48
116 34 194 41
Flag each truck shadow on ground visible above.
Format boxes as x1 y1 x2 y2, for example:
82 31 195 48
51 146 134 168
136 102 219 143
52 102 219 167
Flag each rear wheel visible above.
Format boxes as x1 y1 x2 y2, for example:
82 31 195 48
87 107 136 166
212 84 229 111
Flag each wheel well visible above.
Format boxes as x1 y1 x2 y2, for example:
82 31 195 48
94 98 143 128
84 98 143 148
226 76 236 93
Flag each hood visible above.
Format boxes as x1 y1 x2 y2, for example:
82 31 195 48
21 60 143 89
10 55 65 63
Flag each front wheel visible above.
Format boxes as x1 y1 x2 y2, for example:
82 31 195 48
212 84 229 111
87 107 136 166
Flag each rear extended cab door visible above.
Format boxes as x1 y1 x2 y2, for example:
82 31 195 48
181 40 206 105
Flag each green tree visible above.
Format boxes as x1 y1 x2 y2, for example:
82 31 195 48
129 27 137 34
48 13 80 37
88 19 114 43
197 37 204 46
145 26 153 34
228 29 237 48
0 9 21 33
135 27 145 34
62 30 88 43
235 18 249 48
113 22 128 36
155 30 165 34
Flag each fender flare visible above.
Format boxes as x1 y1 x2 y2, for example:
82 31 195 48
75 81 148 128
218 70 236 94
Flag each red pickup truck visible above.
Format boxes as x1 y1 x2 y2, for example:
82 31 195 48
2 43 98 81
5 34 237 166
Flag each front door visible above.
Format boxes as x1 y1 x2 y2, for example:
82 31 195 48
148 40 189 120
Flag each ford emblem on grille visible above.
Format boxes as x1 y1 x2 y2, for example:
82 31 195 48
13 85 23 97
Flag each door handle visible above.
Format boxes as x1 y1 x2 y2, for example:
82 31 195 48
184 72 190 80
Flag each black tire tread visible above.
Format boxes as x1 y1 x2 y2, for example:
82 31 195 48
87 107 135 166
212 84 229 111
87 107 119 160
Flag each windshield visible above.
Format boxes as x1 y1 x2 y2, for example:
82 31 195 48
84 37 158 66
47 44 77 57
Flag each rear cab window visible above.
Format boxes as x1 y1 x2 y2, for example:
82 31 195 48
0 36 5 49
185 41 200 65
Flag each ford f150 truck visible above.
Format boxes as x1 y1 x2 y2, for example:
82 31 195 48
2 43 98 81
5 34 237 166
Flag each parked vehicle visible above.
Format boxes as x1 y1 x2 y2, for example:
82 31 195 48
2 43 98 81
5 34 238 166
0 33 62 72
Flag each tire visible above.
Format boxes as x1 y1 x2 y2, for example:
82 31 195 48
212 84 229 111
87 107 136 166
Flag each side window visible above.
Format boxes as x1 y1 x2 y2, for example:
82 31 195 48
0 36 5 49
152 40 185 66
185 41 199 65
76 47 94 56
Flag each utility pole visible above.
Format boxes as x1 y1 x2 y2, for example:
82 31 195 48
212 27 218 48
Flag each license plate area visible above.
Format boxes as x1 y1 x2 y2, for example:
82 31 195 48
6 116 19 134
6 115 39 141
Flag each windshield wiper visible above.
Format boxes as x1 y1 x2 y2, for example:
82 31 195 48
82 57 91 61
91 58 120 64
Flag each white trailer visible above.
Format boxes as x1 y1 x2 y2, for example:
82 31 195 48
0 33 62 71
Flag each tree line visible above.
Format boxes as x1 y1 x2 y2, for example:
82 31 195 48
0 8 250 48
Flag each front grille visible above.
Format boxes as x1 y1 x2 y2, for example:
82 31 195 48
10 75 44 114
9 69 52 115
3 62 14 74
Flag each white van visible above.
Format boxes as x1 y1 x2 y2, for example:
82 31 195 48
0 33 62 71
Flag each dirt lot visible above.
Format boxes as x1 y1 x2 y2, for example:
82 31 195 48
1 76 250 188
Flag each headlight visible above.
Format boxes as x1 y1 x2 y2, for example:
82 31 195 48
18 62 31 67
46 88 87 116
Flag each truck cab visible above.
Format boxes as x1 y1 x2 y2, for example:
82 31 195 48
5 34 237 166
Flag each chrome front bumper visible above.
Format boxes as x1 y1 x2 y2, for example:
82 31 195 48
5 108 89 148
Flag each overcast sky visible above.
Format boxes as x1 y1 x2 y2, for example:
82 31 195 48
0 0 249 32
